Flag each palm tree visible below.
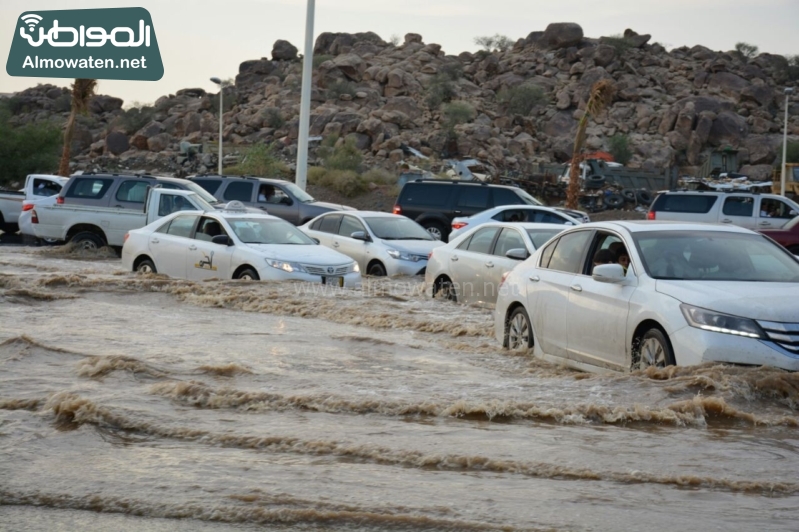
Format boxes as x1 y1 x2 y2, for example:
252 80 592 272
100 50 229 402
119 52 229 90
566 79 615 209
58 78 98 177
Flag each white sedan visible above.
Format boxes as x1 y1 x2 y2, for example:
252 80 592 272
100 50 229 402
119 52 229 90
122 208 361 287
448 205 583 242
426 223 567 306
495 221 799 372
299 211 444 276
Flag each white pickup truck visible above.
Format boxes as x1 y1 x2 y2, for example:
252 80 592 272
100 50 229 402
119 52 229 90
31 188 215 249
0 174 68 233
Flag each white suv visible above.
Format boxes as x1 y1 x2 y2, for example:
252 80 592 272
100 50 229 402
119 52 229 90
648 191 799 230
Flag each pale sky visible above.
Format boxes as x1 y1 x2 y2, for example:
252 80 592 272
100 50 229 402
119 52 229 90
2 0 798 105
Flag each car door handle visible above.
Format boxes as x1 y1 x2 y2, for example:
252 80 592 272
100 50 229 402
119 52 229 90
150 238 160 244
759 221 772 226
333 242 340 248
529 275 540 282
570 284 583 292
454 210 462 215
189 245 197 251
114 205 123 208
485 262 494 268
451 256 459 262
721 219 733 223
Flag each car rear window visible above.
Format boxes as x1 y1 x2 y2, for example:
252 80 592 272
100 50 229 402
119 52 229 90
66 178 113 199
192 179 223 195
491 187 525 207
223 182 254 202
456 187 490 209
398 184 450 206
651 194 718 213
115 180 150 203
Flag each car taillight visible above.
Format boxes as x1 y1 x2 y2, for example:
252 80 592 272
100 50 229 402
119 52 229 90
452 222 468 230
124 232 130 242
56 196 64 204
428 250 434 260
392 205 402 215
22 203 34 211
31 210 38 224
647 211 656 220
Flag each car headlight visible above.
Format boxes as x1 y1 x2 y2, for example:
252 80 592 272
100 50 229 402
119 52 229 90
352 262 360 273
265 258 306 273
680 304 764 339
387 249 423 262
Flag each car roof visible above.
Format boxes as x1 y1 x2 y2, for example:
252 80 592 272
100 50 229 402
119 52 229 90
345 211 402 218
404 179 519 190
189 174 290 185
584 220 755 234
480 222 569 230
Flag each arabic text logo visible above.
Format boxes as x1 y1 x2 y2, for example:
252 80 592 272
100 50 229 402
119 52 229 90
19 18 151 48
21 14 42 32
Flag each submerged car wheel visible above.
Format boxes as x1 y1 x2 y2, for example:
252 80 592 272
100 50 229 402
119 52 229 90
367 261 387 276
634 328 675 370
136 259 157 274
506 306 533 351
71 231 105 250
236 267 260 281
433 276 457 302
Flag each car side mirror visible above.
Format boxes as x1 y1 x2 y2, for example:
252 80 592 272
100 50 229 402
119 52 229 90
212 235 233 246
312 237 320 244
505 248 530 261
351 231 370 242
592 263 626 283
790 210 797 216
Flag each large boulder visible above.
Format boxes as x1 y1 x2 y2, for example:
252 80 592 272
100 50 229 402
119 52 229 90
707 72 749 98
544 111 577 137
89 95 123 114
744 135 778 165
333 54 363 81
235 59 275 87
147 132 171 152
105 132 130 155
271 39 298 61
623 29 651 48
382 96 422 120
593 44 616 67
541 23 584 50
70 125 93 153
707 111 748 146
740 84 775 107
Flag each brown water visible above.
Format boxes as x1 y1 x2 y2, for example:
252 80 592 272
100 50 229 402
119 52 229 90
1 247 798 531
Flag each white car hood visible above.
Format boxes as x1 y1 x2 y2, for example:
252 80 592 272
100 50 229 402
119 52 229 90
246 244 352 265
379 239 444 255
656 280 799 322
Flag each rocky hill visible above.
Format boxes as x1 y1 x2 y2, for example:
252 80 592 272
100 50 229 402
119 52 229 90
5 22 799 181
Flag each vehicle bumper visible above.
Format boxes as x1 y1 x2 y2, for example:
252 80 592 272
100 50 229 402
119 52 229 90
260 268 362 288
387 260 428 277
670 326 799 371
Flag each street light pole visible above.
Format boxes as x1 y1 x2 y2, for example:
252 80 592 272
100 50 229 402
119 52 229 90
211 77 225 175
294 0 315 190
781 87 794 197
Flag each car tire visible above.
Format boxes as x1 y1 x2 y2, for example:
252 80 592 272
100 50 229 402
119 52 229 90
135 259 157 274
505 306 533 351
634 327 676 370
605 193 625 209
635 189 654 205
70 231 105 250
236 267 260 281
423 221 447 241
433 276 457 302
367 261 387 277
621 189 637 202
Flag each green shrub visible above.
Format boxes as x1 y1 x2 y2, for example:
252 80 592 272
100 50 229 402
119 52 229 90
225 143 289 177
361 168 396 185
735 42 759 59
327 80 356 100
313 54 333 68
2 96 30 115
601 34 633 56
308 168 368 197
0 109 61 187
608 134 633 165
775 55 799 83
264 108 285 129
498 84 545 116
438 62 463 81
442 101 476 127
425 79 457 109
474 34 514 52
209 91 237 114
319 137 362 172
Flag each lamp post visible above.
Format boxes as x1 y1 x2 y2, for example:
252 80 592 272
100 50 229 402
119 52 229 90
294 0 315 190
780 87 794 197
210 77 227 175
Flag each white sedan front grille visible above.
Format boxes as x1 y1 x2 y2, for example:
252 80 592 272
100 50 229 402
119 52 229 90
757 321 799 354
302 263 353 276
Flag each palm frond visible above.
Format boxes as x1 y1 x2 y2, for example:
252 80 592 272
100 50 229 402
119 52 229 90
70 78 98 114
585 79 615 117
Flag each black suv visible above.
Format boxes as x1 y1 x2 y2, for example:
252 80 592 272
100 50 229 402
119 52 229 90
189 175 352 225
393 179 587 241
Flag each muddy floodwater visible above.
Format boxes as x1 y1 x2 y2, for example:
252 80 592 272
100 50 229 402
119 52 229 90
1 247 798 531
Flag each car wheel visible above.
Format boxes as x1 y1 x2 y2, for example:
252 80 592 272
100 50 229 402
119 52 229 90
433 276 457 302
135 259 157 274
506 306 533 350
70 231 105 250
236 267 260 281
367 261 387 277
423 221 446 241
634 328 675 370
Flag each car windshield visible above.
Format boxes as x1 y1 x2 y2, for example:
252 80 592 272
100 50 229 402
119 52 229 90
525 228 562 248
182 182 220 204
514 189 543 206
634 230 799 282
364 217 433 240
282 182 315 203
228 218 316 245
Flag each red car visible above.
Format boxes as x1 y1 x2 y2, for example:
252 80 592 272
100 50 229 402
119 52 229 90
760 216 799 255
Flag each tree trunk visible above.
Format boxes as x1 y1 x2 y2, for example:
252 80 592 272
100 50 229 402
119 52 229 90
58 112 76 177
566 115 589 209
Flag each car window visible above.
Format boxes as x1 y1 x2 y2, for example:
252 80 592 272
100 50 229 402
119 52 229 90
491 188 525 207
525 229 562 249
539 239 557 268
224 182 254 202
338 215 365 238
398 184 449 206
465 227 499 254
165 215 198 238
158 195 196 217
229 218 315 245
195 216 227 242
456 187 490 209
155 220 171 234
310 217 323 230
493 228 526 257
32 178 62 197
546 231 592 274
116 180 150 203
532 211 570 224
364 217 432 240
192 179 222 195
722 197 754 217
66 178 113 199
760 198 795 219
587 232 631 275
318 214 342 234
492 208 528 222
262 186 290 205
652 194 718 213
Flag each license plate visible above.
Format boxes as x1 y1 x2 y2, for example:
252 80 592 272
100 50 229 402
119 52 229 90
323 276 344 287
